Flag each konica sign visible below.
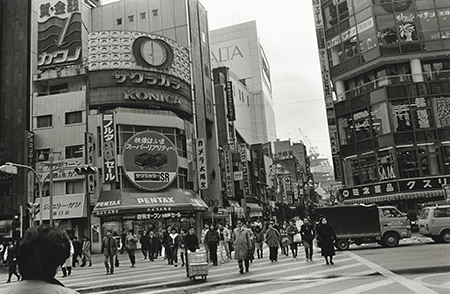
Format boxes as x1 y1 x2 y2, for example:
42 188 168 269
122 131 178 191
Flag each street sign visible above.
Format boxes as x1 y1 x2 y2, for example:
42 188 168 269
0 165 18 174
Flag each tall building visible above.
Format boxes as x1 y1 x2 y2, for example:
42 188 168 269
210 21 276 145
314 0 450 219
0 0 221 248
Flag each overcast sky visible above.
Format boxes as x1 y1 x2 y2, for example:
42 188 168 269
201 0 331 160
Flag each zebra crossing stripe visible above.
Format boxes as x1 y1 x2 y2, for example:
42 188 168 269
332 279 395 294
345 251 438 294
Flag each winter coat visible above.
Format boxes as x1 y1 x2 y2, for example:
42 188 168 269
218 227 231 242
101 236 118 257
148 235 159 252
2 279 80 294
232 227 252 260
265 227 281 248
125 234 138 250
300 223 315 242
316 223 337 257
140 234 150 250
168 233 179 249
205 229 219 243
286 225 299 244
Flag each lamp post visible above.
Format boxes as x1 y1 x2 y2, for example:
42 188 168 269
38 151 62 226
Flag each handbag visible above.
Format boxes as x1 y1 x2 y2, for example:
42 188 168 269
293 233 302 243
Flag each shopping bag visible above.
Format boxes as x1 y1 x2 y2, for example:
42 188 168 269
293 233 302 243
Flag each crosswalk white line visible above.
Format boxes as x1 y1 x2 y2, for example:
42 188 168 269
345 251 438 294
332 279 395 294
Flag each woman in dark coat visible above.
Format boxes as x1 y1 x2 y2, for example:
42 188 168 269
316 217 337 265
205 224 219 266
265 221 281 262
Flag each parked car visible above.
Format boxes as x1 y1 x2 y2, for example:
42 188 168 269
418 204 450 243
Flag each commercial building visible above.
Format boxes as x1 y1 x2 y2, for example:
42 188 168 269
0 0 221 250
313 0 450 219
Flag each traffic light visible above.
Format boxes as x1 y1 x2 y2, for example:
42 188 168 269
27 203 40 220
74 165 98 175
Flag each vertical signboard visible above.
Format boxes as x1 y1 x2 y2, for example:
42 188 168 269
196 138 208 190
223 144 235 198
26 131 35 203
102 114 117 183
239 143 251 196
85 132 95 193
225 81 236 121
36 0 82 69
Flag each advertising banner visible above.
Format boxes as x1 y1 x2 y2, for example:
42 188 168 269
196 138 208 190
122 131 178 191
223 144 235 198
102 114 118 183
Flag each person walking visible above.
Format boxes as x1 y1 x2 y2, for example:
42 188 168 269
125 230 138 267
168 227 179 267
5 240 20 283
162 226 171 263
119 230 126 254
178 229 186 267
280 224 289 256
61 240 74 278
205 224 219 266
101 230 118 275
254 225 264 259
300 218 315 261
316 217 337 265
232 220 252 274
200 223 210 263
218 223 231 263
265 221 281 262
81 235 92 267
184 226 200 278
148 230 158 261
286 220 299 258
71 236 82 268
140 229 150 260
7 225 80 294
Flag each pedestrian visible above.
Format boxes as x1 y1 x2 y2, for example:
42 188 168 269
218 223 231 263
246 223 256 263
168 227 179 267
119 230 126 254
5 225 79 293
205 223 219 266
155 229 163 258
61 240 74 278
5 240 20 283
125 229 138 267
71 236 82 267
225 224 234 259
254 225 264 259
286 220 299 258
200 223 210 263
178 229 186 267
232 220 252 274
316 217 337 265
148 230 158 261
265 221 281 262
81 235 92 267
162 226 171 263
300 218 315 261
140 229 150 260
101 230 118 275
184 226 200 278
280 224 289 256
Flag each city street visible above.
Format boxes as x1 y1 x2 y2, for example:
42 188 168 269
1 235 449 294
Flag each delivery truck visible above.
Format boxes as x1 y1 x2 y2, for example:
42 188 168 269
314 204 412 250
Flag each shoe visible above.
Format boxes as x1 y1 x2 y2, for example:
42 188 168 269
174 264 178 267
89 262 92 267
326 262 329 265
17 275 21 281
62 275 67 278
330 261 334 265
245 267 249 272
6 280 10 283
239 269 243 274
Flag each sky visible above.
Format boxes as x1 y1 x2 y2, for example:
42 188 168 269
200 0 331 160
100 0 332 161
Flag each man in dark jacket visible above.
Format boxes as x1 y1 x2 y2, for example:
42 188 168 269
300 218 315 261
184 226 199 277
140 230 150 260
101 230 117 275
71 237 82 267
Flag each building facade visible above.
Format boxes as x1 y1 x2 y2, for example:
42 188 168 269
314 0 450 219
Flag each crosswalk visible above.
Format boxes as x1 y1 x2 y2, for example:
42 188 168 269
0 246 442 294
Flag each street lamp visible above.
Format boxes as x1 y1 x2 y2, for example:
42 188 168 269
38 151 63 226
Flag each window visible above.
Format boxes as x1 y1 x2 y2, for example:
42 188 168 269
37 115 52 128
65 111 82 125
117 18 122 25
152 9 158 16
65 145 83 159
66 181 84 194
140 12 146 19
128 15 134 22
434 208 450 218
49 83 68 94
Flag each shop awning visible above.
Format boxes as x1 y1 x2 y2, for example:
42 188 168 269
227 200 245 217
93 188 208 216
246 202 263 217
343 190 444 205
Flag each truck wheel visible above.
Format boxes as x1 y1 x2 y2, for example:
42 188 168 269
335 239 349 250
440 230 450 243
382 232 399 247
